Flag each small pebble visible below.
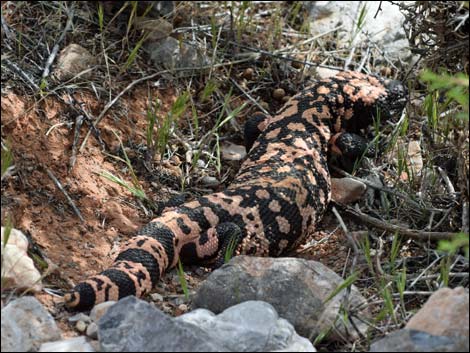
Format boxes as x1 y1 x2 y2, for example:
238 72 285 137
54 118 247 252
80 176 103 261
196 159 206 168
68 313 91 324
151 293 164 302
242 67 254 80
86 322 99 340
76 320 87 333
201 176 220 187
273 88 286 100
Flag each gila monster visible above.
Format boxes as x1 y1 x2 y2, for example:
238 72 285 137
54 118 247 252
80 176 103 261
64 71 407 310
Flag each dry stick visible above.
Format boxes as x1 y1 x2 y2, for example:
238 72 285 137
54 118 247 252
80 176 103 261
3 58 40 91
274 25 344 53
463 202 469 235
1 13 14 41
203 30 343 71
331 206 367 341
229 78 270 115
340 204 456 241
78 57 257 153
41 5 75 81
45 167 84 223
331 166 446 213
69 114 84 172
373 1 384 19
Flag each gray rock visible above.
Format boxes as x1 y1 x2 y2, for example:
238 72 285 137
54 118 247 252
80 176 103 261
39 336 96 352
86 322 99 340
178 301 315 352
146 37 209 71
200 175 220 187
98 296 225 352
193 256 369 342
221 142 247 161
68 313 91 324
1 296 62 352
99 296 314 352
370 329 469 352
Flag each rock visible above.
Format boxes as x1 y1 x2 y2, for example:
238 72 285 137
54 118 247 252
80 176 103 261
315 67 341 80
370 329 469 352
200 175 220 187
193 256 369 342
54 44 95 81
98 296 314 352
1 296 62 352
331 177 367 204
178 301 316 352
221 142 247 161
242 67 255 80
134 17 173 42
90 301 116 323
1 227 42 291
76 320 88 333
1 226 29 250
146 37 209 71
405 287 469 338
86 322 99 340
388 140 424 180
98 296 224 352
39 336 96 352
150 292 164 302
305 2 411 62
273 88 286 100
68 313 91 324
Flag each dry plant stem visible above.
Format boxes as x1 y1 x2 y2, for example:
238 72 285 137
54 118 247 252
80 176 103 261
409 272 469 281
41 6 75 80
408 255 443 289
1 13 14 41
69 114 84 171
45 167 84 223
340 204 456 241
331 166 446 213
332 206 366 341
229 78 270 115
3 58 40 91
437 166 457 199
78 57 256 152
463 202 469 235
332 206 359 276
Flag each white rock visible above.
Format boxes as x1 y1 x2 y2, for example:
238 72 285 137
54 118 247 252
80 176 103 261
1 227 42 291
306 1 412 62
39 336 95 352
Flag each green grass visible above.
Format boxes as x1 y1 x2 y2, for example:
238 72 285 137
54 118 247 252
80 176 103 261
99 131 151 205
1 216 14 290
324 271 359 303
176 259 189 300
224 233 239 264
